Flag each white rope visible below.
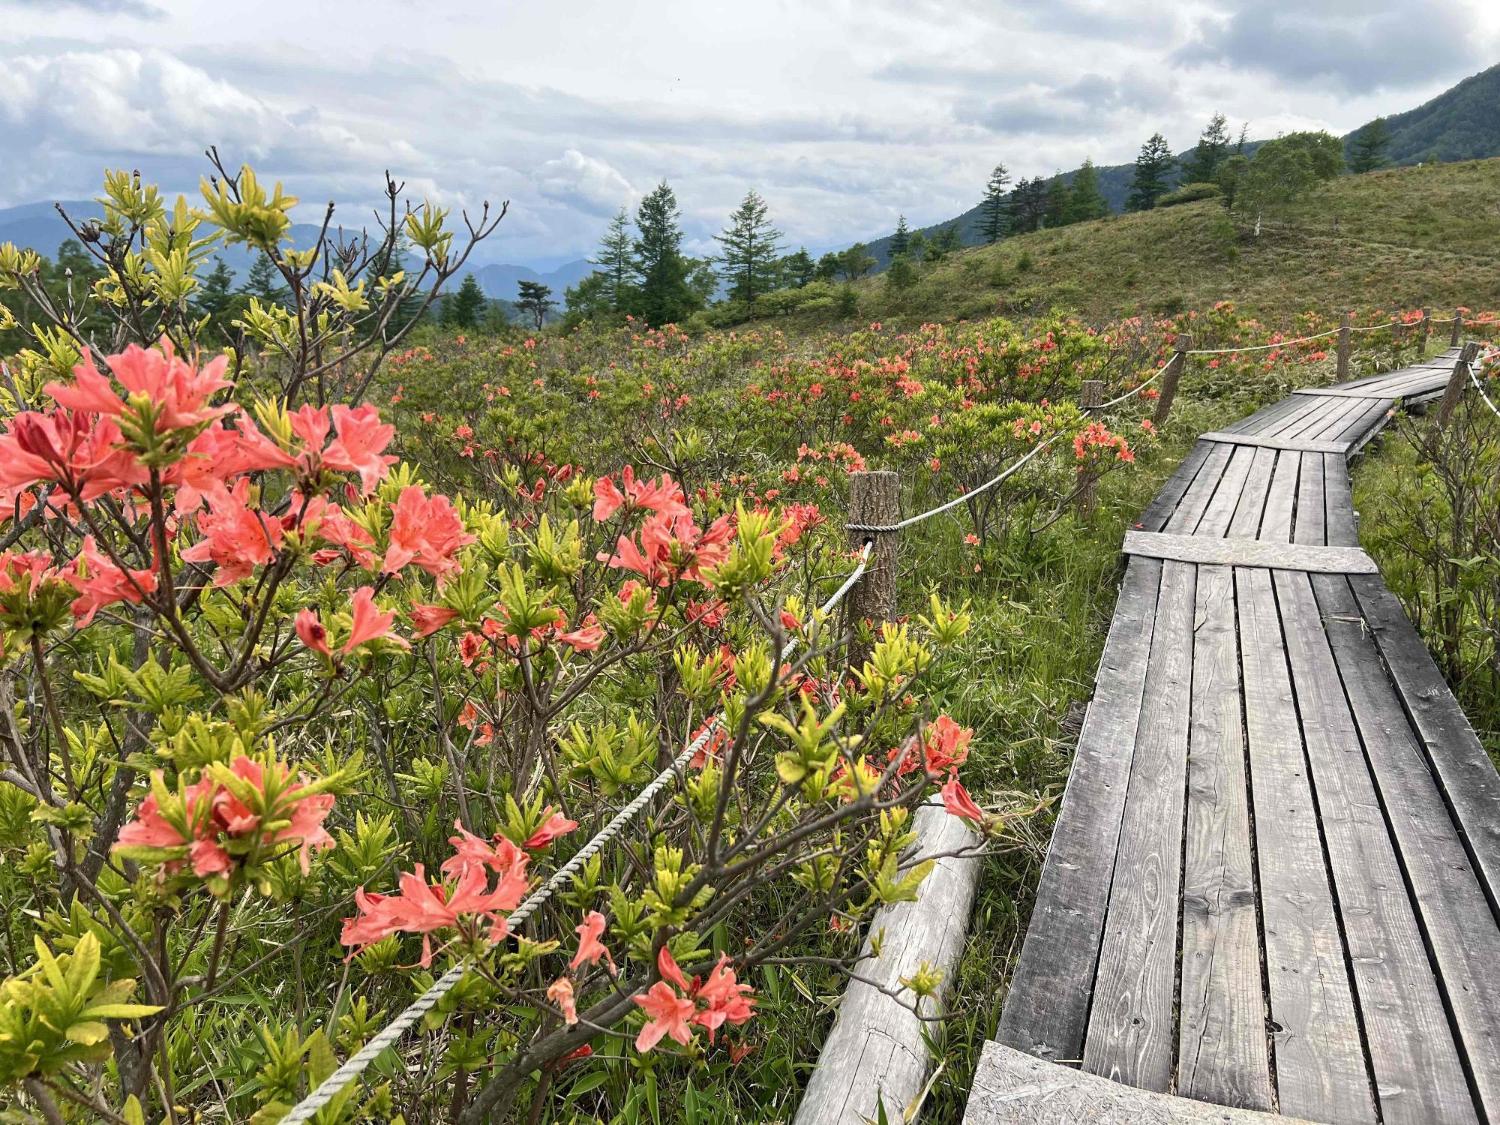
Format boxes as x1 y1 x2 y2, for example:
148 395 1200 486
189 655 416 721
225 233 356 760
1469 357 1500 419
1187 327 1342 355
281 542 873 1122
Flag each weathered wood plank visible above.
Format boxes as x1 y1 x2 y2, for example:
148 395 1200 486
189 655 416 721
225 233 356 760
1162 443 1236 535
1222 448 1276 540
1257 449 1300 543
1321 454 1359 547
1236 566 1375 1123
1122 531 1377 574
1189 445 1258 538
1177 564 1271 1109
1348 573 1500 913
1292 452 1325 546
964 1042 1315 1125
1336 397 1397 453
1278 571 1478 1125
997 558 1164 1062
1138 441 1214 533
794 802 982 1124
1083 561 1197 1091
1197 431 1348 455
1226 396 1306 436
1318 573 1500 1118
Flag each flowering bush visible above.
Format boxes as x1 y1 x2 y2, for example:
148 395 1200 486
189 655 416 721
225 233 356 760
0 166 1000 1124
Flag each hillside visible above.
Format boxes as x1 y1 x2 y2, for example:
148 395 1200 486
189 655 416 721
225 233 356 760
808 157 1500 328
859 61 1500 268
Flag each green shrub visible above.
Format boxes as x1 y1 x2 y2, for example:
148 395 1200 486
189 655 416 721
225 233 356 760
1157 181 1223 207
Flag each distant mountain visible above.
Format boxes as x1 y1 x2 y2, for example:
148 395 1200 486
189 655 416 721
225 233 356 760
856 61 1500 270
0 200 589 301
1372 63 1500 164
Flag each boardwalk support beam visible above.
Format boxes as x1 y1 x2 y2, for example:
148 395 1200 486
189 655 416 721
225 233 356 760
1436 341 1481 429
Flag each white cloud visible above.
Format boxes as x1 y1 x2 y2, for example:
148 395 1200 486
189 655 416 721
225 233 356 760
534 150 636 216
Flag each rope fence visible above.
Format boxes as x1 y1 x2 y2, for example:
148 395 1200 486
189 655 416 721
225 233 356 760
282 304 1485 1122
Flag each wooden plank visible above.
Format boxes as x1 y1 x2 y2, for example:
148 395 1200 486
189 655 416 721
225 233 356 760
1223 448 1276 540
1322 454 1359 547
1292 452 1325 547
1226 396 1306 436
1274 398 1353 444
998 558 1164 1062
1122 531 1377 574
1236 566 1376 1124
1177 564 1271 1109
1277 571 1478 1125
1305 398 1371 443
1256 399 1325 441
1186 445 1257 538
1257 449 1300 543
1138 441 1213 533
1198 431 1348 455
964 1042 1315 1125
796 802 982 1124
1162 443 1236 535
1336 397 1396 453
1348 574 1500 910
1083 561 1197 1090
1317 573 1500 1118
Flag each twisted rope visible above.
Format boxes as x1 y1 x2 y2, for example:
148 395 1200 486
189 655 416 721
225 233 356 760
281 543 874 1122
1468 355 1500 419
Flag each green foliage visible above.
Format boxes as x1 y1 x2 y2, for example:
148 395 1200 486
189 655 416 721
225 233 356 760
515 279 556 331
889 215 911 257
1181 112 1232 184
443 273 488 329
1064 159 1109 224
629 181 701 326
1127 132 1174 211
1157 181 1223 208
1348 116 1393 174
715 189 783 304
981 164 1011 243
1234 131 1345 233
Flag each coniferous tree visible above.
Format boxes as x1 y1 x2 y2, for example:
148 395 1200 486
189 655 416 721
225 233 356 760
885 254 917 293
925 224 962 262
1010 178 1048 233
515 280 556 330
715 189 783 304
443 273 487 329
241 252 288 306
1044 177 1069 228
815 252 841 282
889 215 911 257
1181 113 1232 184
779 248 816 288
980 164 1011 243
629 182 699 326
1065 159 1109 223
590 208 636 312
1348 117 1392 174
193 258 239 337
1127 133 1175 211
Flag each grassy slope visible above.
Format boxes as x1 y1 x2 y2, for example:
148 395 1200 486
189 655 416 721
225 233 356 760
808 158 1500 331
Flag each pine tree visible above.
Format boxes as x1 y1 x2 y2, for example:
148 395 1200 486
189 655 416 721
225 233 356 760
1348 117 1392 174
1181 113 1231 184
590 208 636 311
241 253 288 306
630 182 699 325
1065 159 1108 223
1127 133 1174 211
443 273 487 329
1044 177 1069 228
980 164 1011 243
779 248 816 288
889 215 911 257
515 281 556 331
715 189 783 304
194 258 237 322
1010 178 1047 233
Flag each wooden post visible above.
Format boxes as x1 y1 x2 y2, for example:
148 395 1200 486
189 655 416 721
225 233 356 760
1435 341 1480 429
1153 334 1191 427
845 471 899 660
1451 309 1464 347
1336 311 1353 380
1421 307 1432 349
1076 379 1104 518
1390 316 1403 348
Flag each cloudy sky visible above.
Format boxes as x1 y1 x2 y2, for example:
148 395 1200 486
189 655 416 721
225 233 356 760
2 0 1497 268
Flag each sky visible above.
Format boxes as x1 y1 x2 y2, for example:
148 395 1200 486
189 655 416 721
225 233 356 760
1 0 1498 269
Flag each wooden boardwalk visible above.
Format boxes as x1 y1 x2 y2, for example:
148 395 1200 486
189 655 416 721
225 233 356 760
974 350 1500 1125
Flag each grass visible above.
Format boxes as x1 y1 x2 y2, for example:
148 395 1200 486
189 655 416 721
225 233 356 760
774 158 1500 332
